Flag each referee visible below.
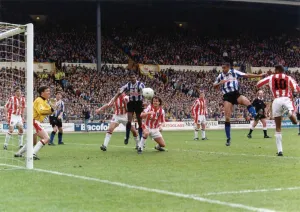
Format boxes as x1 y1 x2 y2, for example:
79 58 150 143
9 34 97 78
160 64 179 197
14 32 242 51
119 72 145 144
247 90 271 139
295 94 300 135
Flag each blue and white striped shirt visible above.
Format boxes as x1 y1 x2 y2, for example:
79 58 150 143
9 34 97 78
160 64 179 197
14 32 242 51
120 81 145 101
295 98 300 114
214 69 246 94
54 100 65 117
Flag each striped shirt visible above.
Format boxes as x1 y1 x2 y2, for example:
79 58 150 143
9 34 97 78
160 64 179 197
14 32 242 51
257 74 300 98
214 69 246 94
54 100 65 117
120 81 145 101
5 96 26 116
143 105 165 129
295 98 300 114
191 98 207 117
107 94 129 115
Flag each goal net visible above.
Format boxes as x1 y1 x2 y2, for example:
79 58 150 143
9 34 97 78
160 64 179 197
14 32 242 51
0 23 34 170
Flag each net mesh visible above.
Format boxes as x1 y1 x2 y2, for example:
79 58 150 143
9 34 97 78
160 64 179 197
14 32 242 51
0 23 27 170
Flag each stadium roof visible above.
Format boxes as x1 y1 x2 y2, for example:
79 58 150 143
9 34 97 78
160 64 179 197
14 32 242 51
3 0 300 5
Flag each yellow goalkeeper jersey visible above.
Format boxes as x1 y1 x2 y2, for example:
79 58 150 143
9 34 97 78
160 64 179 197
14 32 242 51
33 97 53 122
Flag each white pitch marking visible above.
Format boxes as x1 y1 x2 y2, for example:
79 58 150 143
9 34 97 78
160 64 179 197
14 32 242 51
0 163 276 212
68 143 300 160
203 187 300 196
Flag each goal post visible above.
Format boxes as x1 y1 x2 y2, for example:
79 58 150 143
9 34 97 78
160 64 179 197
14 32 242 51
26 23 34 169
0 22 34 169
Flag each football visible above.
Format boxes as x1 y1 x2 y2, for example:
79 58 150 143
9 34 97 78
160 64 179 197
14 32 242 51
142 88 155 99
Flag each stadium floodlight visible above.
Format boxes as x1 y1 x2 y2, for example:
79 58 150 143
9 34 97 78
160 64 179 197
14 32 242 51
0 23 34 170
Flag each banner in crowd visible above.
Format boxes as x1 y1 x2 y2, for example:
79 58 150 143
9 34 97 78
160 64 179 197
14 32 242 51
139 64 160 78
0 62 55 73
282 120 298 128
0 123 74 133
74 123 109 132
250 120 276 129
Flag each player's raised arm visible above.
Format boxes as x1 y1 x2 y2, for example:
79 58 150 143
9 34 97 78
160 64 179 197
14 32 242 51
234 69 265 79
256 76 271 88
213 74 228 88
95 92 120 114
140 105 155 118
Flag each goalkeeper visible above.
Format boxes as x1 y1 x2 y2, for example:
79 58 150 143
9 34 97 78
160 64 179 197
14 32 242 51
15 86 56 160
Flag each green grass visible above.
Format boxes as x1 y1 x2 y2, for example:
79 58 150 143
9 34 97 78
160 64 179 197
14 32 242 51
1 129 300 212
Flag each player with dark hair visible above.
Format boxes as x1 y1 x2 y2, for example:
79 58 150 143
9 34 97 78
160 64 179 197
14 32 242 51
3 87 26 150
247 90 271 139
257 65 300 156
48 91 65 145
15 86 56 160
138 96 166 154
213 62 264 146
119 72 145 145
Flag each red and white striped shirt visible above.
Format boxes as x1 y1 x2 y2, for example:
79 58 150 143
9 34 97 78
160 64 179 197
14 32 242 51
5 96 26 116
257 74 300 98
143 105 165 129
191 98 207 118
107 94 129 115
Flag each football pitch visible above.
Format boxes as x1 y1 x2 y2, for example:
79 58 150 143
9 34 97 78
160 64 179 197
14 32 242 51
1 129 300 212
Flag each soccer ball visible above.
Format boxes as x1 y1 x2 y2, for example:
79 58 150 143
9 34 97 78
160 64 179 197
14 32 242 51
142 88 154 100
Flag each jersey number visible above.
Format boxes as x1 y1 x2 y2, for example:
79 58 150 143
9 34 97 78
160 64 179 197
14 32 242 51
274 79 286 90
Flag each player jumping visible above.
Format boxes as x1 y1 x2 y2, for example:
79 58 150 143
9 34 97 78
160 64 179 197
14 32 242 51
95 92 140 151
213 62 264 146
247 90 271 139
191 90 208 140
257 65 300 156
137 96 166 154
3 87 26 150
15 86 56 160
119 72 145 144
49 91 65 145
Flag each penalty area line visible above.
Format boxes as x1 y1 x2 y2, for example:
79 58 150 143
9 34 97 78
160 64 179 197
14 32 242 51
68 143 300 160
203 186 300 196
0 163 275 212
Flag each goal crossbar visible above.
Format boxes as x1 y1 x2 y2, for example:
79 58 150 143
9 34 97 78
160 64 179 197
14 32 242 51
0 27 26 40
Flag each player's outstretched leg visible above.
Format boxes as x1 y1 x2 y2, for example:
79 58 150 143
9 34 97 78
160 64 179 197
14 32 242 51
101 122 119 151
125 112 133 145
49 126 57 146
58 127 64 145
3 125 14 150
247 120 258 138
261 118 271 138
224 102 232 146
137 128 149 154
17 125 24 148
274 117 283 156
201 122 208 140
154 137 166 152
194 125 199 140
33 130 50 160
3 132 12 150
130 126 140 149
101 131 112 151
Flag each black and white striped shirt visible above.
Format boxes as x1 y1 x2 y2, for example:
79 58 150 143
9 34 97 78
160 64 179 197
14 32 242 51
295 98 300 114
120 81 145 102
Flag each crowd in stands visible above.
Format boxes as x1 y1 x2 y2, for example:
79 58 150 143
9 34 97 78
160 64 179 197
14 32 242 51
115 30 300 67
33 28 300 67
2 64 300 122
